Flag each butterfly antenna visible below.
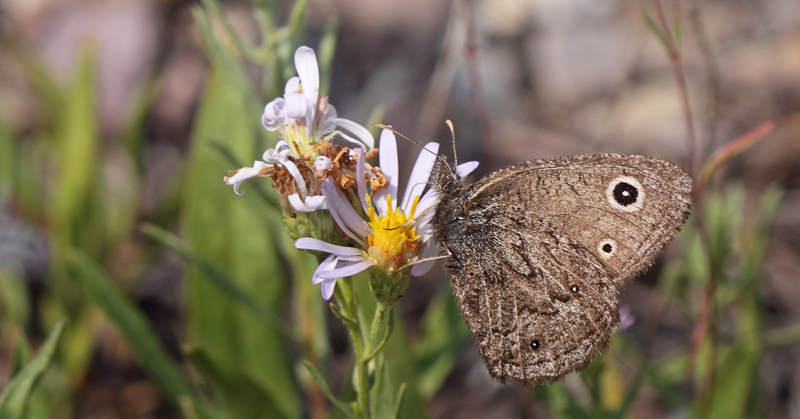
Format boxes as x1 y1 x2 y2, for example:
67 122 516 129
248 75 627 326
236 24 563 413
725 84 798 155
445 120 459 167
373 123 451 169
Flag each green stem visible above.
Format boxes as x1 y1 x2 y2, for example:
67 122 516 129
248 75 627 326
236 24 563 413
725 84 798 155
354 336 369 419
367 301 389 354
333 280 396 419
335 278 370 418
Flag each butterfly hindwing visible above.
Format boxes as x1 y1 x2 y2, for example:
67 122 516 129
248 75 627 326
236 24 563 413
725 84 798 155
443 203 619 384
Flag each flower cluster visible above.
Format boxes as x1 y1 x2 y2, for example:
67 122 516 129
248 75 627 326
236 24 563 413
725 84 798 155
224 45 477 303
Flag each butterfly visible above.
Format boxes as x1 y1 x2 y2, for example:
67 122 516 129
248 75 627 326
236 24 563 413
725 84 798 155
427 152 692 384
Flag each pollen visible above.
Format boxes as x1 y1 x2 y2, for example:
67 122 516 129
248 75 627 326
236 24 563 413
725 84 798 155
365 194 422 270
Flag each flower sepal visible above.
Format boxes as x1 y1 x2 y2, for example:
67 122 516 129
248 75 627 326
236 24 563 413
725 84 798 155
284 210 354 249
368 268 411 306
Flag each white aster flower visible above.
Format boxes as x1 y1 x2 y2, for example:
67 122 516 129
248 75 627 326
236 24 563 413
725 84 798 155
262 46 374 154
295 129 478 300
226 46 378 217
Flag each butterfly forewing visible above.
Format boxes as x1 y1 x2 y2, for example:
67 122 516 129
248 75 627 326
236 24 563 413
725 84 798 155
466 154 692 285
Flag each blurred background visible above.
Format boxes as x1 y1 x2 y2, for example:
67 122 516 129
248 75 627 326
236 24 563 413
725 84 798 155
1 0 799 417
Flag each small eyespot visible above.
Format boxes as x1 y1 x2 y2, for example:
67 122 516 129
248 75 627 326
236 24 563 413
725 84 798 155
530 340 540 350
570 285 579 293
597 238 617 260
606 176 645 212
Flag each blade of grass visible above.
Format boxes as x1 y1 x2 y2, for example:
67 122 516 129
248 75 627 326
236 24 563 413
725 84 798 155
302 360 357 419
140 223 291 336
69 251 203 410
0 319 66 418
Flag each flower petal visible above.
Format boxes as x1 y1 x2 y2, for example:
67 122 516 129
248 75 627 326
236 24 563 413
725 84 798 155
295 46 320 105
316 259 375 280
332 118 374 150
262 98 286 131
410 242 440 276
416 189 439 218
288 193 328 212
314 156 332 171
311 254 337 284
285 92 310 120
285 76 301 94
320 278 337 300
401 142 439 212
456 161 479 178
295 237 365 258
321 178 369 244
356 148 369 213
224 161 269 196
263 141 291 162
374 129 398 213
280 158 309 198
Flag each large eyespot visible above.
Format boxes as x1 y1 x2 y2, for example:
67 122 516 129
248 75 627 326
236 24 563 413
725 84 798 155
597 238 617 260
606 176 644 212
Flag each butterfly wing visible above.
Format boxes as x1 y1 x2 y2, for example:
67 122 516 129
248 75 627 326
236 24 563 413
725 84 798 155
444 205 619 384
467 154 692 285
433 153 690 384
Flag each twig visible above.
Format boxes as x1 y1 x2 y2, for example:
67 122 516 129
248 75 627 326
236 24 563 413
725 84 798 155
652 0 699 179
649 1 716 416
688 2 722 159
417 1 466 142
461 0 494 170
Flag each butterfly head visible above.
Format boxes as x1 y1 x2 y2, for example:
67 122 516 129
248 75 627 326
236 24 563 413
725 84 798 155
428 155 474 247
430 155 467 197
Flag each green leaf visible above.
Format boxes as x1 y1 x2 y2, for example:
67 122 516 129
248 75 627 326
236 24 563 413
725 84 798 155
365 309 395 362
414 289 470 398
371 355 407 419
46 45 103 387
285 0 309 46
538 384 592 419
392 383 407 419
610 367 647 419
707 346 758 419
641 10 670 53
69 251 201 409
51 46 101 255
302 360 357 418
140 224 290 336
317 18 339 97
0 272 30 326
0 319 66 418
182 45 298 419
187 345 284 419
200 0 262 62
0 119 15 198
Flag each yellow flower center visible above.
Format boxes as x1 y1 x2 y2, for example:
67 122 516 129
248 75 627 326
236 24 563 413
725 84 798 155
366 194 422 271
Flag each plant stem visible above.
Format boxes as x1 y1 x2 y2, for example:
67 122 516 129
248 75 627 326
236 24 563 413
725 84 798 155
352 326 369 419
367 301 389 353
650 1 718 416
335 278 370 418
